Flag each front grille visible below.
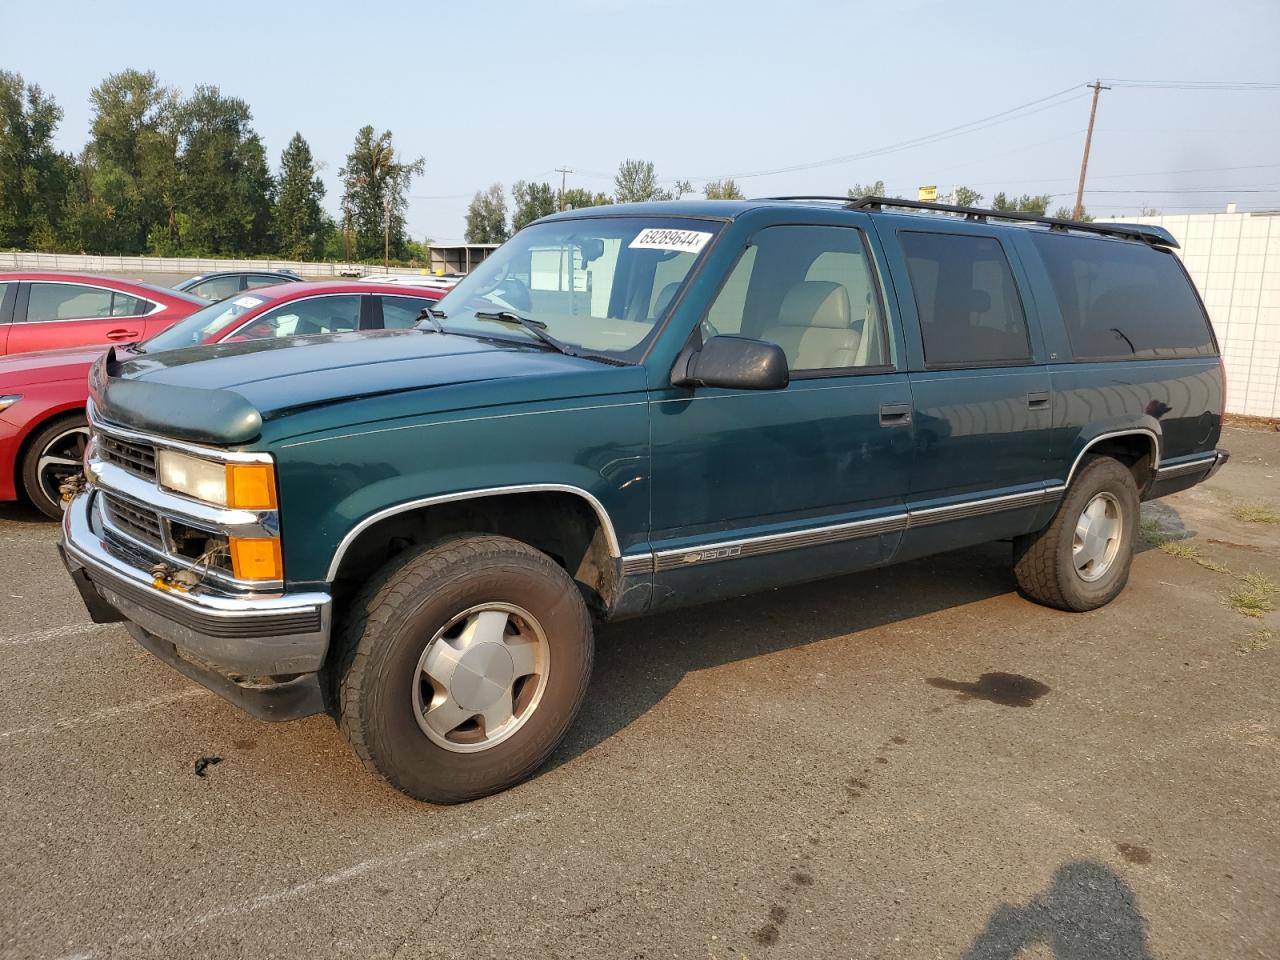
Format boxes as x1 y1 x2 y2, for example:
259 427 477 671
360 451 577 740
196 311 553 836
103 493 165 551
99 433 158 481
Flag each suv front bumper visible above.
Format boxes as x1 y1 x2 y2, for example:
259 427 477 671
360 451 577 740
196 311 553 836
60 490 332 721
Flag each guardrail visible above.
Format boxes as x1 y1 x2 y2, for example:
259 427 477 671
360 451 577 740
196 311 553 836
0 251 431 278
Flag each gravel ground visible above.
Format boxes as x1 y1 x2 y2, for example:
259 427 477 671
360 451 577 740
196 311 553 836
1 426 1276 960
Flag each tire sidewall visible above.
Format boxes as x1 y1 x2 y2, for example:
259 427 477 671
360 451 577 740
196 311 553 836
1055 458 1139 609
349 545 591 802
21 413 88 520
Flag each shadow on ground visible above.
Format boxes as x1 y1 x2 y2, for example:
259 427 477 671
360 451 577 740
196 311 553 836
962 861 1153 960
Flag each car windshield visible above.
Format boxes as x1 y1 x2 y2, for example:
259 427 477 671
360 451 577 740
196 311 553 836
141 294 268 352
431 216 722 358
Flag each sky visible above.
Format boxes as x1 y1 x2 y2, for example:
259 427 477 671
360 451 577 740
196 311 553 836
7 0 1280 242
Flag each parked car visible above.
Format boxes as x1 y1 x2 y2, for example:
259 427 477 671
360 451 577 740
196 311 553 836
175 270 303 302
0 273 205 356
356 274 459 292
1 281 445 518
61 197 1226 804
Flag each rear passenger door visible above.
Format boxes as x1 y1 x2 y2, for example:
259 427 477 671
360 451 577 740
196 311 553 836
877 224 1055 557
6 281 153 354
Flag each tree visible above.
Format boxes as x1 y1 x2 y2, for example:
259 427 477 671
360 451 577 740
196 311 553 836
274 133 326 260
847 180 887 199
73 69 180 254
953 186 983 207
465 183 509 244
614 158 669 203
704 178 744 200
511 180 557 232
1052 205 1096 222
561 187 612 209
339 125 424 262
176 85 274 254
991 192 1052 215
0 71 72 250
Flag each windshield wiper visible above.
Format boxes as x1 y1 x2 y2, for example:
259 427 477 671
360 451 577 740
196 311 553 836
416 307 445 334
472 310 581 359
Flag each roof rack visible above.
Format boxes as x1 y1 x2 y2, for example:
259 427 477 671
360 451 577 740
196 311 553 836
759 195 1179 249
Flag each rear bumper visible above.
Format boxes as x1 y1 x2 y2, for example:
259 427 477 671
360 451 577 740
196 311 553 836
60 489 331 721
1147 447 1230 500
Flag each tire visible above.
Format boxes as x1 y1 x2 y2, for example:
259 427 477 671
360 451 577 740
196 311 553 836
20 413 90 520
1013 456 1140 612
334 534 594 803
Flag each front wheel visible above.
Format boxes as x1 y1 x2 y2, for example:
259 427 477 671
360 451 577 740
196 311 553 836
334 534 594 803
1013 456 1139 612
21 413 89 520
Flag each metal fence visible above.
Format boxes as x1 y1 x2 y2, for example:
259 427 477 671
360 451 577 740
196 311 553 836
0 251 429 279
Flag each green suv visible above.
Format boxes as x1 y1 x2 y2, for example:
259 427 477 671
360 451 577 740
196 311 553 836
61 197 1227 803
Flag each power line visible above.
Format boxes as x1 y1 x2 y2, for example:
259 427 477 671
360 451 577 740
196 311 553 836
1100 77 1280 90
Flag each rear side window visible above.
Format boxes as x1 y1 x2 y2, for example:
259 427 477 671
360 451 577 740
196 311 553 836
25 283 115 322
382 295 431 329
188 276 243 302
110 293 148 317
900 232 1031 367
1029 232 1215 360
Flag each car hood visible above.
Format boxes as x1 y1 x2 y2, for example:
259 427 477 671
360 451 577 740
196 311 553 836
0 345 102 388
92 329 641 445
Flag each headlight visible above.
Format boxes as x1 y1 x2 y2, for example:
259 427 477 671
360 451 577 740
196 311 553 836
0 395 21 413
156 451 277 510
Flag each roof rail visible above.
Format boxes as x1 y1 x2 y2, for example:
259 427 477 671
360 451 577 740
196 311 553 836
759 195 1180 249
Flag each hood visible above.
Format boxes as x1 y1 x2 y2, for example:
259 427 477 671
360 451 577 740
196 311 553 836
0 345 103 388
92 328 637 445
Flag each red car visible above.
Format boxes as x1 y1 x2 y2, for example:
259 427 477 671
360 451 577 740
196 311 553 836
0 281 445 518
0 273 207 355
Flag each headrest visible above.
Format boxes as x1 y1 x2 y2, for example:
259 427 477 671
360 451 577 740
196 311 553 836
966 289 992 314
777 281 851 329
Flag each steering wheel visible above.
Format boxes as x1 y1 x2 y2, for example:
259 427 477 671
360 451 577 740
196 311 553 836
489 277 532 313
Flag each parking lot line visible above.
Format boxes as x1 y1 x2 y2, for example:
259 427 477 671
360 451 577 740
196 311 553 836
0 688 209 741
0 622 108 647
50 809 538 960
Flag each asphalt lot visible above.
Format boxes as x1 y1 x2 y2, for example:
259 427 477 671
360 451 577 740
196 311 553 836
2 426 1277 960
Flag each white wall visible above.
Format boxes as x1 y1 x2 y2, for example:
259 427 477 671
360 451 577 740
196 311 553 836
1098 212 1280 418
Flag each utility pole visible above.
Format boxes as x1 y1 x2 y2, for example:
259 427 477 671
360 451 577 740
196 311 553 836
342 198 351 262
383 192 391 270
555 167 572 210
1073 80 1110 220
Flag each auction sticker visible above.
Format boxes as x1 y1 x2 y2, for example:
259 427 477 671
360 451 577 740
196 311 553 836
234 296 265 309
628 228 713 254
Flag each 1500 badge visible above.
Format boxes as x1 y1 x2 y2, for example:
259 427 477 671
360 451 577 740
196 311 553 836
682 546 743 564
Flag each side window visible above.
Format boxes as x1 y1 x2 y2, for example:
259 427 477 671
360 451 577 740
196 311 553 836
900 232 1031 367
0 282 11 321
1028 232 1215 360
245 275 285 291
188 276 243 302
382 295 432 329
701 225 888 372
110 292 148 317
233 295 362 341
24 283 115 323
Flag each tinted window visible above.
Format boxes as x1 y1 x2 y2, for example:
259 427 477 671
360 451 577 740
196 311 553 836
1029 232 1215 360
188 276 243 301
110 292 148 317
230 295 362 341
900 232 1031 367
382 295 432 329
0 282 10 320
245 275 286 291
703 225 888 372
24 283 115 322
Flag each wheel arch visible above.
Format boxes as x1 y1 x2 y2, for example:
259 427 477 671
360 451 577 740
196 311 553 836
1064 428 1160 495
12 403 89 501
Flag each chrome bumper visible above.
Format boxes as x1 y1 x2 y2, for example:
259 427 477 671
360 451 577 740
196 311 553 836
61 490 332 680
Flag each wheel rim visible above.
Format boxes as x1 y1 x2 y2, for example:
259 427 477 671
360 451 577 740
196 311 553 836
411 602 550 753
1073 492 1123 582
36 426 89 508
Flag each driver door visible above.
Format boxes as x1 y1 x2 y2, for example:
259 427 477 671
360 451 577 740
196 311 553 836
647 220 914 608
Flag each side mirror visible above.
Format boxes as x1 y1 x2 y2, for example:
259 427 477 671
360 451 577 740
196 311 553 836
672 335 789 390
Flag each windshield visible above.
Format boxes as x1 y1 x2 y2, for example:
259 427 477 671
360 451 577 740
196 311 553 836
432 216 722 358
142 294 268 352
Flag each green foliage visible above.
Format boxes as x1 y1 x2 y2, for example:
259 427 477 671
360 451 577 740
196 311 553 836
614 159 669 203
1052 205 1094 222
991 192 1052 215
1230 501 1280 524
953 186 983 207
704 178 744 200
339 126 424 262
847 180 887 199
511 180 557 232
1227 573 1278 618
0 71 72 250
560 187 612 210
465 184 509 244
274 133 327 260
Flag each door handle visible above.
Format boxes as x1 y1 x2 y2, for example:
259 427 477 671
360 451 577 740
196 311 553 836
879 402 912 427
105 329 139 341
1027 391 1050 409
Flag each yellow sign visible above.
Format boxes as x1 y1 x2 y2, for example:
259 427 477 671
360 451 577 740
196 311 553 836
918 185 938 202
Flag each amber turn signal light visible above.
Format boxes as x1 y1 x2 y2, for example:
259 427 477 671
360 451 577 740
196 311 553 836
229 537 283 580
226 463 277 510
